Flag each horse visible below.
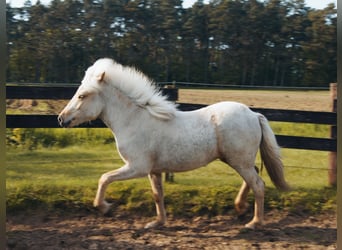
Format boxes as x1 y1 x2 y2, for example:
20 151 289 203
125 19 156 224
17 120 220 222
58 58 290 229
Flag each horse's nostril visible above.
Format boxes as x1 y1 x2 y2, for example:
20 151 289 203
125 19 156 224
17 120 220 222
57 116 63 126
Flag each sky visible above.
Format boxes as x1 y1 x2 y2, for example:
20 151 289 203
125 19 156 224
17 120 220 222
6 0 337 9
183 0 337 9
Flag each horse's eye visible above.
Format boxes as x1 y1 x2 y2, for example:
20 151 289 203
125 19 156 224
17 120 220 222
78 95 86 100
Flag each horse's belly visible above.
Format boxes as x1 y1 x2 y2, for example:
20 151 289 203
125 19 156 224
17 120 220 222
156 158 217 173
154 140 218 173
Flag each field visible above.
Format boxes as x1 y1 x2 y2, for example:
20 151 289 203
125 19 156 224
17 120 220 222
6 89 337 249
178 89 332 112
6 88 332 114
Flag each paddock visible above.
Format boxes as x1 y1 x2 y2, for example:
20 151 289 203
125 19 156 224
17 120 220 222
6 84 337 249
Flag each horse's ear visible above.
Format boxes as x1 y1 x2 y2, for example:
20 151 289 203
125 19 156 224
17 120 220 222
97 72 105 82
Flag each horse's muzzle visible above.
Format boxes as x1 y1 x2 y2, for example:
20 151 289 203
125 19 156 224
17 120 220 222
58 115 72 128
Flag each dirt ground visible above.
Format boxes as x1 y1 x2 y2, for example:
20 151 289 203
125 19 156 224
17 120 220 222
6 209 336 250
178 89 332 112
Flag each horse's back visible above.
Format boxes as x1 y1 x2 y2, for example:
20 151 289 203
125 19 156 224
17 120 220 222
202 101 253 116
200 101 259 128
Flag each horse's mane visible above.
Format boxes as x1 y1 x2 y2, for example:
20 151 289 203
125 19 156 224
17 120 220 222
92 58 178 120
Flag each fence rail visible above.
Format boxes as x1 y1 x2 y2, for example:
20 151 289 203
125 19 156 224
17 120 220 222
6 84 337 152
6 84 179 100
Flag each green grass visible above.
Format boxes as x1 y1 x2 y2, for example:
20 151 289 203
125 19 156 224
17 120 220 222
6 89 335 216
6 128 114 149
6 142 336 217
270 121 330 138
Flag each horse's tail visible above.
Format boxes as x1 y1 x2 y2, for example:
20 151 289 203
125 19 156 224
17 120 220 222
258 114 290 191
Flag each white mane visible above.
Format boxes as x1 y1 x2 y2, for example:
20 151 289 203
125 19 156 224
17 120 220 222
91 58 178 120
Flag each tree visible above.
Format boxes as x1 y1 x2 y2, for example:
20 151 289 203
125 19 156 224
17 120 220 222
183 0 211 82
6 0 337 86
302 4 337 85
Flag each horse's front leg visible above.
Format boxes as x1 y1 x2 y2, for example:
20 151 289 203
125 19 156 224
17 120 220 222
145 173 166 229
94 164 146 214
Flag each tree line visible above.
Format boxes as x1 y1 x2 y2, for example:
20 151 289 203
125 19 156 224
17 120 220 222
6 0 336 86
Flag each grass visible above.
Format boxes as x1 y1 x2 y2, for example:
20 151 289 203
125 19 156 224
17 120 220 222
6 142 336 217
270 122 330 138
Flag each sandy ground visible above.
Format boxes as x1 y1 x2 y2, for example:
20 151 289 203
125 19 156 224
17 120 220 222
6 209 336 250
178 89 332 112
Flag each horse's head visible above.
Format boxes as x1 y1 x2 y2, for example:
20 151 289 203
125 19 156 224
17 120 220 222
58 63 107 128
59 58 177 127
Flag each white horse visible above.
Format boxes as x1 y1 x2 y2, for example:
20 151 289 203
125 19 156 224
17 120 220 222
58 58 289 229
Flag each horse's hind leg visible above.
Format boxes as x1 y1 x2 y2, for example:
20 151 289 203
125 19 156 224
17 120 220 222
234 166 259 216
145 173 166 229
234 180 250 216
233 166 265 229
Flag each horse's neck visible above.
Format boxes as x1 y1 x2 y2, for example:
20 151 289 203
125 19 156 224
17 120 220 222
100 86 145 134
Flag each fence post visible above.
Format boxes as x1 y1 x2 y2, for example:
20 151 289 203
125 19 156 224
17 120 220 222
329 83 337 186
165 172 174 182
164 86 178 183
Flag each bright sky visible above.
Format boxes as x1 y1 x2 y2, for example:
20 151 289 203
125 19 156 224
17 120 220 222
6 0 337 9
183 0 337 9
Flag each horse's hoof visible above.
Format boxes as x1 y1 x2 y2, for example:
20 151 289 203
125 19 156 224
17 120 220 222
234 202 249 215
245 220 263 230
144 220 165 229
245 222 256 230
94 201 112 215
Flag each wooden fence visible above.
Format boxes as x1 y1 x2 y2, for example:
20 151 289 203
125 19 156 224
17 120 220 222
6 84 337 152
